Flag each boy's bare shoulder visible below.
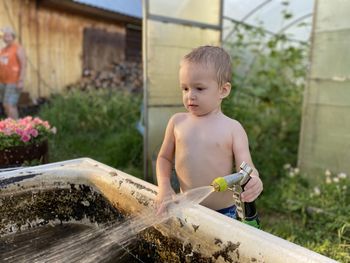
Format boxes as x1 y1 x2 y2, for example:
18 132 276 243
170 112 190 124
222 115 246 133
222 115 241 126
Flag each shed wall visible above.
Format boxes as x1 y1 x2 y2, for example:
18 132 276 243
0 0 128 99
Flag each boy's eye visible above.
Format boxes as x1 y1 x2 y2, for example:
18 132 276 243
196 87 204 91
182 87 188 91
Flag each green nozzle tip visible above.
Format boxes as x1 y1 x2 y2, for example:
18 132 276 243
211 177 228 192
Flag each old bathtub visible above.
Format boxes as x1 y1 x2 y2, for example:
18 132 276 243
0 158 336 262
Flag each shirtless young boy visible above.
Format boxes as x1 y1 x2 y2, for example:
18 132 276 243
156 46 263 219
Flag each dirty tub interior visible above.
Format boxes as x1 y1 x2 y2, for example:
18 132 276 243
0 158 336 262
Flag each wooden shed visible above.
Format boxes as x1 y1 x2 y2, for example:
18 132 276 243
0 0 141 100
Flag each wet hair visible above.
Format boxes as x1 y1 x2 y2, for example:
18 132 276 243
182 45 232 87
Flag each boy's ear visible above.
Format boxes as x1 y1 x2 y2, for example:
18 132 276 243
220 82 231 99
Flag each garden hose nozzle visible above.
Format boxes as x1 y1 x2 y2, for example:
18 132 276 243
211 162 253 192
211 162 260 228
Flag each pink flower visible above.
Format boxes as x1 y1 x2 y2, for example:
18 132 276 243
15 128 23 136
42 121 50 129
21 134 31 142
22 116 33 124
2 128 13 136
25 123 34 130
33 117 43 125
0 116 55 149
28 128 38 137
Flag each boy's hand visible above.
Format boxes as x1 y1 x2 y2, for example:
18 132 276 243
241 176 263 202
155 187 176 216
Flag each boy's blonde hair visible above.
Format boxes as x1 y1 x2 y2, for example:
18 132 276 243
182 45 232 87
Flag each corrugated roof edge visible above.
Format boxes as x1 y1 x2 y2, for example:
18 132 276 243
40 0 141 25
74 0 142 19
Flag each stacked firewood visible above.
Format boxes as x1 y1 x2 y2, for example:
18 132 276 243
67 61 143 93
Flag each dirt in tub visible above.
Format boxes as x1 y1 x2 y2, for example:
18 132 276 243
0 184 238 262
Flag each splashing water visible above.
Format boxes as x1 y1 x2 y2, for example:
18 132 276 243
2 186 214 263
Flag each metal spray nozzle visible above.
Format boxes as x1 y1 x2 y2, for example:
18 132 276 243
211 162 253 192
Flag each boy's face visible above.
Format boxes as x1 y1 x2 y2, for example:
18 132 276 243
179 61 227 116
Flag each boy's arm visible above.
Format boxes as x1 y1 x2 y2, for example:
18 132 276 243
232 122 263 202
156 116 176 205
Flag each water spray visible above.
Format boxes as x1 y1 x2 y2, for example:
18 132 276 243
211 162 260 228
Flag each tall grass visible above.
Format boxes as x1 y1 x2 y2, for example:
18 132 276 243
260 166 350 262
38 89 143 178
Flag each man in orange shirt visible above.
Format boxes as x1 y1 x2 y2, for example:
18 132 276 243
0 27 26 119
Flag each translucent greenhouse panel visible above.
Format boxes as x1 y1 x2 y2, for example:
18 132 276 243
148 0 220 26
147 22 221 106
143 0 222 181
310 32 350 78
315 0 350 32
298 0 350 179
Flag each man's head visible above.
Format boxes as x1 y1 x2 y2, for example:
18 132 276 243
179 46 232 116
1 27 16 45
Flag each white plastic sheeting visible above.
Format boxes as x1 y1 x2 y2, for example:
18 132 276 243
223 0 314 43
298 0 350 177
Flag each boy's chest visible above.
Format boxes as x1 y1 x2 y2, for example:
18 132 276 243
174 122 232 151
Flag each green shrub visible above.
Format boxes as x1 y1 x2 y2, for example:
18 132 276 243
38 89 143 177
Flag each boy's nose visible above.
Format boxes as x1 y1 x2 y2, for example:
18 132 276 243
188 90 196 100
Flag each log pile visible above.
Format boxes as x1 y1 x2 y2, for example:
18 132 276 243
67 61 143 93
